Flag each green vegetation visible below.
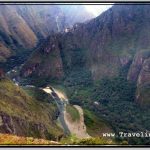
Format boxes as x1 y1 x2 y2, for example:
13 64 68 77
60 134 79 144
0 133 60 145
66 105 80 122
0 48 33 72
64 68 92 88
89 77 150 145
64 69 150 145
23 87 54 103
84 109 112 137
72 137 114 145
0 77 63 140
61 134 115 145
92 77 136 102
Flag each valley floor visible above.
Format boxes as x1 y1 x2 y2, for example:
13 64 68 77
42 86 90 139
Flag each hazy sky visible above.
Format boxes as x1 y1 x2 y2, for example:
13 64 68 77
85 5 113 16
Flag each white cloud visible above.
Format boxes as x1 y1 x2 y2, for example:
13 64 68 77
85 4 113 17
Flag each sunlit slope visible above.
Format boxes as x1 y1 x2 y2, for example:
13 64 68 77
0 77 63 140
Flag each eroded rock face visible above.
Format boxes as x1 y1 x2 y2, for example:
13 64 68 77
0 111 63 141
128 51 150 106
136 58 150 106
128 51 150 82
0 111 50 139
137 58 150 86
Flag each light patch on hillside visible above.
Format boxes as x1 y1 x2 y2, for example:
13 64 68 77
85 4 113 16
53 88 68 101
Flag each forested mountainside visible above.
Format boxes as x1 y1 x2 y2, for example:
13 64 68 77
0 5 93 65
20 5 150 145
22 4 150 107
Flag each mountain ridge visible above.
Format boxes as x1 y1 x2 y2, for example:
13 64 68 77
0 5 94 63
21 4 150 106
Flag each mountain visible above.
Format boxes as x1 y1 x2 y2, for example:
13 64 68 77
1 4 150 145
0 5 93 64
21 5 150 106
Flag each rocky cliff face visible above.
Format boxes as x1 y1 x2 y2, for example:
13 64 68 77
128 51 150 106
21 5 150 106
0 111 57 140
0 5 93 63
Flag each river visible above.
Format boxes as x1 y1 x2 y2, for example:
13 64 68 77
42 87 70 135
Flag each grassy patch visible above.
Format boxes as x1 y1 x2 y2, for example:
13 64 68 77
0 78 63 140
0 133 60 145
66 105 80 122
60 134 115 145
72 137 115 145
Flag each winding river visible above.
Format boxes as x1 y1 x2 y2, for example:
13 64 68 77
42 86 90 138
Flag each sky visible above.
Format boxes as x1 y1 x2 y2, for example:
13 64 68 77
85 5 113 17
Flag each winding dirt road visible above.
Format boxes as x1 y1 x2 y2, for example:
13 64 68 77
64 105 90 138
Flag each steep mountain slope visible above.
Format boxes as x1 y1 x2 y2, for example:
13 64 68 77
0 42 11 62
128 50 150 106
0 5 37 49
0 5 93 64
0 77 63 140
15 5 65 39
21 5 150 106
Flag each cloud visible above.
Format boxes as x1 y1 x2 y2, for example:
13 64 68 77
85 4 113 16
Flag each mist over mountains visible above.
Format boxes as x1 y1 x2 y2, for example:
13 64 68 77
0 5 94 63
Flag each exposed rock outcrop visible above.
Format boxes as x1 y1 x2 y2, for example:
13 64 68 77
128 51 150 82
136 57 150 106
128 50 150 106
137 57 150 86
0 111 64 141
